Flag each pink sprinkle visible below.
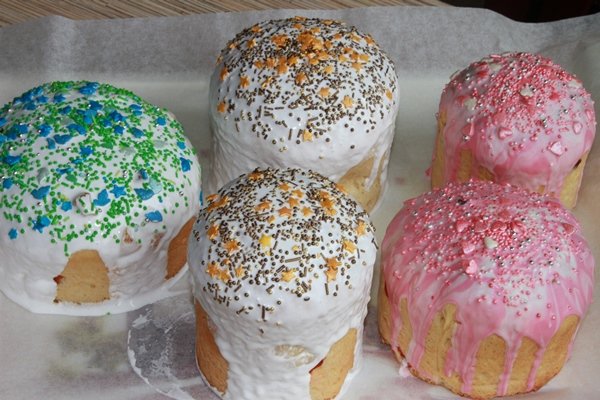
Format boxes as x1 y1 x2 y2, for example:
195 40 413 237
455 219 469 233
586 109 594 121
462 241 476 254
465 260 478 275
549 141 564 156
462 123 474 138
562 223 575 234
573 122 583 134
497 127 512 139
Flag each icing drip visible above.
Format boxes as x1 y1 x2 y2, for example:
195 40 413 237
382 180 594 396
189 168 377 400
437 52 596 197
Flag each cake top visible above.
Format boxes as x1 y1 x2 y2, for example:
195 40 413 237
0 81 200 257
383 179 594 319
441 51 595 167
190 167 376 318
211 16 399 152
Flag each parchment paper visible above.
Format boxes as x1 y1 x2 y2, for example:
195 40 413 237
0 6 599 400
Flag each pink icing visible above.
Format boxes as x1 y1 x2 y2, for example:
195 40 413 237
436 52 596 197
381 180 595 396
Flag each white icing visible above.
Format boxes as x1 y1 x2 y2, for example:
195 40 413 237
188 168 377 400
0 81 202 315
206 17 399 210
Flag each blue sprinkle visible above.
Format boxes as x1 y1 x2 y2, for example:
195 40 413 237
25 102 36 110
129 104 142 110
80 146 93 157
111 184 126 198
16 124 28 134
57 167 73 175
67 123 86 135
37 95 48 104
32 216 51 233
53 94 66 103
46 138 56 150
8 228 17 240
59 105 72 115
79 82 99 95
180 157 191 172
199 191 203 205
6 126 18 140
0 135 6 145
109 110 124 122
139 169 148 180
156 116 166 126
54 134 72 145
32 86 43 96
3 178 13 189
0 117 6 127
93 189 110 207
134 188 154 201
31 185 51 200
61 201 73 212
4 154 22 166
131 128 144 138
145 211 163 223
89 100 103 110
72 158 83 165
38 124 52 137
114 126 124 135
102 119 112 128
177 141 186 150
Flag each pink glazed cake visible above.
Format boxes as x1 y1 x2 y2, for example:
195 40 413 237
378 180 594 399
430 52 596 208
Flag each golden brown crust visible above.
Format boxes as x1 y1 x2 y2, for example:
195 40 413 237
309 328 357 400
337 152 387 213
54 250 110 303
166 217 196 279
195 301 229 394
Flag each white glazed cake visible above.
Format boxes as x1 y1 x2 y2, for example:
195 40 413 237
0 81 202 315
208 16 400 212
188 167 377 400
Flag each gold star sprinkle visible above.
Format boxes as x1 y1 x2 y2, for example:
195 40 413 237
351 62 363 72
281 269 296 282
279 182 291 192
302 130 313 142
219 67 229 81
235 266 246 278
325 257 341 270
259 234 273 249
206 262 219 278
323 65 334 74
251 24 261 33
326 268 338 282
217 101 227 113
287 56 299 66
223 239 240 254
207 224 219 240
319 87 330 98
292 189 304 198
248 171 264 181
271 34 288 48
356 221 367 236
239 75 250 89
278 207 293 218
295 72 307 86
288 197 300 208
386 90 393 100
206 193 219 203
359 53 370 62
343 240 357 253
342 96 354 108
255 200 272 212
218 269 231 283
302 207 313 217
247 39 256 49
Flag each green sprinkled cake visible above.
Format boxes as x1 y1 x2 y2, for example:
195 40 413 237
0 81 202 315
